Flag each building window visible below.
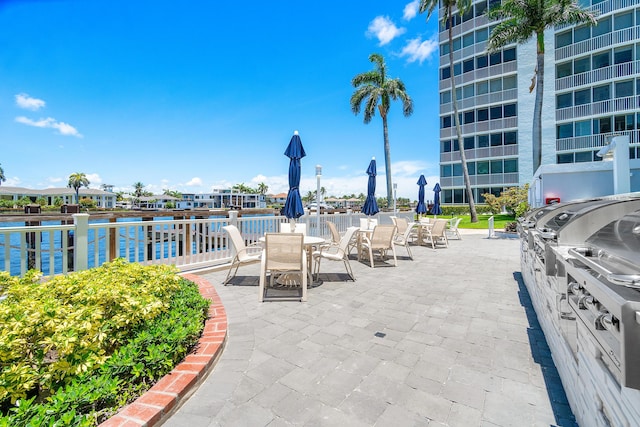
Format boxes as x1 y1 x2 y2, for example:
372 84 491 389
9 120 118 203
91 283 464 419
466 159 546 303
441 164 452 177
490 133 502 146
557 153 574 163
475 0 487 16
453 189 464 204
489 52 501 66
504 159 518 173
455 87 462 101
453 37 461 51
453 163 462 176
463 58 474 73
593 84 610 102
503 75 517 90
477 161 489 174
574 25 590 43
557 123 573 138
464 137 475 150
614 47 633 64
442 116 452 128
503 48 516 62
503 103 517 117
477 134 489 148
468 161 476 175
574 88 591 105
476 81 488 94
441 42 450 56
615 80 633 98
463 32 474 47
614 114 634 131
575 120 591 136
476 55 488 69
593 51 610 69
440 90 451 104
556 31 572 48
592 16 611 37
575 151 592 163
490 78 502 92
441 67 451 80
443 189 453 204
475 27 488 42
463 84 474 98
490 106 502 119
593 117 612 134
557 62 572 78
491 160 503 173
442 140 452 153
557 93 573 109
614 11 633 30
453 62 462 76
464 110 475 124
504 131 517 145
574 57 590 74
477 108 489 122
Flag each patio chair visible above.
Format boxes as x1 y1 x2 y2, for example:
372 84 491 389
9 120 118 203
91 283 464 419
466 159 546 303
446 217 462 240
222 225 263 285
326 221 341 246
359 224 398 268
359 217 377 231
423 219 449 249
259 233 307 302
312 226 358 281
280 222 307 235
393 218 417 260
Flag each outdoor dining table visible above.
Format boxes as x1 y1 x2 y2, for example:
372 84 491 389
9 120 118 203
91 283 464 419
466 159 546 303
258 235 326 284
413 220 433 246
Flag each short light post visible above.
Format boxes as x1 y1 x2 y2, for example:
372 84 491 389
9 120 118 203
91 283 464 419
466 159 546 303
316 165 322 237
393 183 397 215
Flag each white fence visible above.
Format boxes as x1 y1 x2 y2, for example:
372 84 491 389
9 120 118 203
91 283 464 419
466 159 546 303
0 211 411 277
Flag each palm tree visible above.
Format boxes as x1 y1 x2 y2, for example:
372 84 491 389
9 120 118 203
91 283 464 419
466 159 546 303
420 0 478 222
257 182 269 195
68 172 90 204
0 163 6 186
350 53 414 208
132 182 145 198
486 0 596 174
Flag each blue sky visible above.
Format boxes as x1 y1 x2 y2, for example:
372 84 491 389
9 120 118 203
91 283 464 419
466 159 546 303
0 0 441 200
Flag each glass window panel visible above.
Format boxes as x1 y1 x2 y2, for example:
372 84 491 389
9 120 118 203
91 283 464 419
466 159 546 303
476 55 488 69
490 106 502 119
463 59 474 73
574 89 591 105
504 159 518 173
453 62 462 76
442 116 452 128
475 1 487 16
452 139 459 151
477 134 489 148
477 161 489 174
440 90 451 104
441 67 451 80
626 114 634 130
453 163 462 176
503 104 517 117
574 57 590 73
490 133 502 146
593 117 611 134
464 110 475 124
614 115 626 131
441 164 452 176
504 131 517 145
503 48 516 62
489 52 501 65
575 120 591 136
614 47 632 64
557 123 573 138
477 108 489 122
477 188 491 203
462 7 474 22
557 153 574 164
476 81 488 94
453 37 461 51
467 162 476 175
593 51 610 69
503 75 517 90
442 140 452 153
557 62 572 78
574 25 590 43
592 16 611 37
463 84 474 98
455 87 462 100
614 12 633 30
490 78 502 92
575 151 592 163
592 84 610 102
475 27 488 42
463 33 474 47
453 189 464 204
616 80 633 98
491 160 503 173
441 42 450 56
556 31 572 48
464 137 475 150
556 93 573 109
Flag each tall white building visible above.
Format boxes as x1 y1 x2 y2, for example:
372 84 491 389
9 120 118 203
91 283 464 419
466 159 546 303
438 0 640 205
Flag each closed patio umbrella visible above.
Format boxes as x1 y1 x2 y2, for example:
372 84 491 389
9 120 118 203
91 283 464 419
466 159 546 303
283 131 306 224
362 157 379 217
415 175 427 215
432 183 443 217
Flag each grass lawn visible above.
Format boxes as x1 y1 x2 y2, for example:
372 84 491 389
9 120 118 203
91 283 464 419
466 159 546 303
428 214 516 229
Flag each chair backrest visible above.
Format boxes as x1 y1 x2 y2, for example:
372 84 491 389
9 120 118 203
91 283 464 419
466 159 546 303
430 219 448 236
326 221 341 244
223 225 253 261
419 217 431 225
450 217 461 230
370 225 396 247
359 217 378 230
339 227 359 252
264 233 304 271
280 222 307 235
395 217 409 234
390 216 397 226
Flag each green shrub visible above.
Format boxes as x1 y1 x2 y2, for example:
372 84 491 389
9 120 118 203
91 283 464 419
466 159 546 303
0 260 209 426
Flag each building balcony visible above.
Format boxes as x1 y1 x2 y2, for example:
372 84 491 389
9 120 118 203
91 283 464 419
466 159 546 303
440 61 517 92
440 144 519 163
440 173 520 188
555 95 640 121
555 26 640 61
440 117 518 139
556 60 640 92
440 88 518 114
556 129 640 152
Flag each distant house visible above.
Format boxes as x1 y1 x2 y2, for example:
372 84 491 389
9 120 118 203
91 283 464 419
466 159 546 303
267 193 288 205
0 186 116 208
177 189 265 210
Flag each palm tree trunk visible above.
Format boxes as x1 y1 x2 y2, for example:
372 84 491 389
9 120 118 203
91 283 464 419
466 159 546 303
448 14 478 222
382 115 393 208
532 32 544 173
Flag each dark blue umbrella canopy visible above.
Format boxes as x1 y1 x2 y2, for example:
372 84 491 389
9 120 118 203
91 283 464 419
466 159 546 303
362 158 379 216
283 131 306 219
415 174 427 214
432 183 443 216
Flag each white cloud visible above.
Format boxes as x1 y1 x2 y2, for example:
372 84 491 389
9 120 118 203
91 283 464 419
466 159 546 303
399 36 438 64
15 116 82 138
366 16 406 46
85 173 102 187
403 1 419 20
185 177 203 186
15 93 45 111
48 177 64 184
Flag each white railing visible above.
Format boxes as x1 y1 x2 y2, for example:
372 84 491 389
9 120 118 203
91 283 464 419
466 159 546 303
0 211 402 277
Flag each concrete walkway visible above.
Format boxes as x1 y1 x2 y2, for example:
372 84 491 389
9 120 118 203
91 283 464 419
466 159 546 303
162 231 576 427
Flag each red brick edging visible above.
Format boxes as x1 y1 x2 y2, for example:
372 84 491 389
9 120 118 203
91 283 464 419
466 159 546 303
99 274 227 427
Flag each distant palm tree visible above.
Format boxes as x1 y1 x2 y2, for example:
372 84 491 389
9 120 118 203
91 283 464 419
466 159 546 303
350 53 413 208
486 0 596 174
304 191 315 204
420 0 478 222
68 172 90 204
257 182 269 195
0 163 5 186
133 182 145 198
